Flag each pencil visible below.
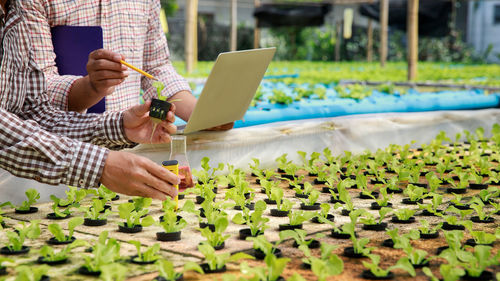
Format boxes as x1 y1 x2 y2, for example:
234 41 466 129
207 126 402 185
120 60 158 80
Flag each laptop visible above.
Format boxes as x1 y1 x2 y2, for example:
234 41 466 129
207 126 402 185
177 47 276 134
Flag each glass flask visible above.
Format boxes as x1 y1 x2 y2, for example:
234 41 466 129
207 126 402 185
169 135 194 190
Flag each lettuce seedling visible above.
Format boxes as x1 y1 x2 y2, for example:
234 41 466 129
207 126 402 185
310 254 344 281
240 254 290 281
232 200 269 236
445 206 473 221
300 242 338 267
394 208 416 221
337 183 354 212
475 186 500 204
131 197 152 213
372 186 392 207
404 184 427 202
82 198 111 220
297 151 321 173
118 202 155 228
418 193 443 215
260 179 279 199
249 158 261 176
464 223 499 245
360 208 391 225
247 235 280 256
287 210 315 226
362 254 416 278
49 195 79 218
82 232 121 273
14 265 50 281
199 216 231 247
450 168 470 190
275 154 291 172
254 169 277 184
315 203 332 222
418 219 443 234
129 241 161 263
48 217 83 242
95 185 118 202
198 243 253 271
193 157 224 185
225 188 253 210
4 220 41 251
39 240 88 262
457 245 500 278
156 259 204 280
159 207 187 233
276 199 294 213
100 264 127 281
345 210 373 256
300 189 320 206
423 264 465 281
15 188 40 211
322 147 335 165
279 229 324 248
392 232 429 266
58 186 86 207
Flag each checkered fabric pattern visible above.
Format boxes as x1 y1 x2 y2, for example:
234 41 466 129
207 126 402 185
0 0 135 188
23 0 191 112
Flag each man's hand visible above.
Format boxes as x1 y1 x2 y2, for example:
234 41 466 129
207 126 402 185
123 100 177 143
86 49 128 98
100 151 180 200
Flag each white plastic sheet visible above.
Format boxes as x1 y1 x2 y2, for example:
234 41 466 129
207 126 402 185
2 108 499 204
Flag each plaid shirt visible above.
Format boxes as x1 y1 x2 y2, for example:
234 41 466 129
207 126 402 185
0 0 134 188
23 0 191 112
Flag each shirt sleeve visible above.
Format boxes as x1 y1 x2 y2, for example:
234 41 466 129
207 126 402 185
141 0 191 101
0 107 108 188
22 0 79 111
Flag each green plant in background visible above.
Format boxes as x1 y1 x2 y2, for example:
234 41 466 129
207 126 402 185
362 254 416 278
197 243 253 271
48 217 84 242
118 202 155 228
4 220 41 252
241 251 290 281
269 89 293 105
159 200 188 233
14 265 50 281
360 208 391 225
39 240 88 262
155 259 204 281
193 157 224 185
129 241 161 263
279 229 324 248
15 189 39 211
423 264 465 281
100 264 127 281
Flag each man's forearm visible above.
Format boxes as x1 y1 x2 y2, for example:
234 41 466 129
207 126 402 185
67 76 105 113
168 90 197 122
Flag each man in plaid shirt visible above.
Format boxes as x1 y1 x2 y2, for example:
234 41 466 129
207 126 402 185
0 0 180 201
23 0 197 119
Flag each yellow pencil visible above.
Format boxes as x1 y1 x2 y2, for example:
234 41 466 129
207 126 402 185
120 60 158 81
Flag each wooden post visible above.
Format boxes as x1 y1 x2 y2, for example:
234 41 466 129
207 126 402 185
380 0 389 67
335 20 341 61
185 0 198 73
407 0 419 81
367 19 373 62
254 0 261 49
230 0 237 51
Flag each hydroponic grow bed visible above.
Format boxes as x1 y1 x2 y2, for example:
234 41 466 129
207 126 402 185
0 126 499 281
